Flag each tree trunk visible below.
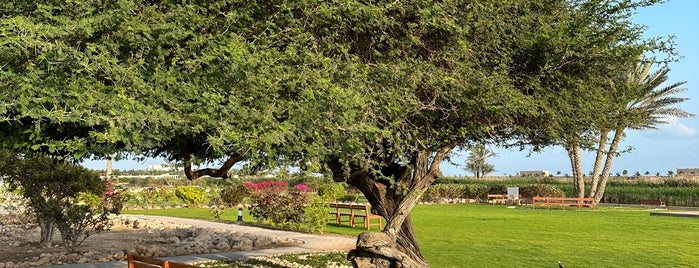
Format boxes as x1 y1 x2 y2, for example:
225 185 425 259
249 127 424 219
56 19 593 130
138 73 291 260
106 155 113 177
593 128 625 204
183 147 196 180
182 145 243 180
349 207 429 267
38 218 55 247
565 143 585 198
329 144 456 268
588 129 609 198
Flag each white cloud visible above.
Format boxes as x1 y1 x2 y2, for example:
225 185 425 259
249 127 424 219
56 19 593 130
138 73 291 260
651 116 698 138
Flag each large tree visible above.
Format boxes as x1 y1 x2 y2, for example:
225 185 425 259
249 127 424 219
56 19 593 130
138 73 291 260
1 0 677 267
292 1 673 266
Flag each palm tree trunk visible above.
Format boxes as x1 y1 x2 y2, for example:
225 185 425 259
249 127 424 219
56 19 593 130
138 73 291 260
566 143 585 198
593 128 625 204
588 129 609 198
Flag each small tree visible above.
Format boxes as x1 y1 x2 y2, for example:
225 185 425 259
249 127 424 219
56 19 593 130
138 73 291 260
464 144 498 179
0 150 112 251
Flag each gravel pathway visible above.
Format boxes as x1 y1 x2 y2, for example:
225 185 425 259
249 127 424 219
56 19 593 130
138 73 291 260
38 215 357 268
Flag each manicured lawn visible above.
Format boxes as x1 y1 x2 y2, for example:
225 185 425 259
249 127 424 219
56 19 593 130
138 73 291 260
123 205 699 267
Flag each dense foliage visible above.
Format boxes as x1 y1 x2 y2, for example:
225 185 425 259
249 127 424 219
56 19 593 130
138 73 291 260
1 0 679 266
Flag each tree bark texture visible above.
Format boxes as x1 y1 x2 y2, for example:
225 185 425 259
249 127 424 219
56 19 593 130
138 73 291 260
593 128 624 204
329 143 456 268
588 129 609 198
182 145 243 180
565 143 585 198
39 218 55 247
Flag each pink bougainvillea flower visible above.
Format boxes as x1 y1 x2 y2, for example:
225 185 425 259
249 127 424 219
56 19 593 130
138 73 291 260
294 184 309 192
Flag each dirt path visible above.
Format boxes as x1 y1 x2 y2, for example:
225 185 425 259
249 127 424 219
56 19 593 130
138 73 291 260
13 215 356 268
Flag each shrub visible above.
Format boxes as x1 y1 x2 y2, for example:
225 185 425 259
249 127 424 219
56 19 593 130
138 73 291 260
221 184 250 207
209 196 225 221
487 184 507 195
422 184 478 202
305 183 345 234
54 203 111 252
100 179 121 213
317 183 345 200
246 181 311 228
175 186 206 207
519 184 565 197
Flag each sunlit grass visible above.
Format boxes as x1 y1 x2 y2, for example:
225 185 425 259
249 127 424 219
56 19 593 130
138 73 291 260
123 204 699 267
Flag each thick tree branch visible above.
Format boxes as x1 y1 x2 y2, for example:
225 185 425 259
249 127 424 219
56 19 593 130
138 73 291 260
193 153 243 178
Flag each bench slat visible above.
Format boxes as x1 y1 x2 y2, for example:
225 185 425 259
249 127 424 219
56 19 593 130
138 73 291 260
329 203 382 230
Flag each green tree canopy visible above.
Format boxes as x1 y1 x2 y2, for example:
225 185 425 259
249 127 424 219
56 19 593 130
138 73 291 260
1 0 678 267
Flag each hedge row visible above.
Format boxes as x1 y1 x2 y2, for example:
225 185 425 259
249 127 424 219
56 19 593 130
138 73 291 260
434 177 699 206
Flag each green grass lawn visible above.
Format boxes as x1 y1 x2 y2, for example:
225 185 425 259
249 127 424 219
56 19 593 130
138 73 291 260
123 205 699 267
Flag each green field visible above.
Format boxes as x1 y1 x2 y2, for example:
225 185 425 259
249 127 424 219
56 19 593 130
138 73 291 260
124 205 699 267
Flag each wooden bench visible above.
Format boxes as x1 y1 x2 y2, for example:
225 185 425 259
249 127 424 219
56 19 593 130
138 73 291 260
329 203 382 230
127 254 199 268
640 199 666 207
532 196 595 211
487 194 508 205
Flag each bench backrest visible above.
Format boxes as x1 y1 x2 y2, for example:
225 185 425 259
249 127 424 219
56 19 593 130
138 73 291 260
640 199 664 205
128 255 199 268
330 203 354 209
329 203 374 217
330 203 370 210
533 196 594 202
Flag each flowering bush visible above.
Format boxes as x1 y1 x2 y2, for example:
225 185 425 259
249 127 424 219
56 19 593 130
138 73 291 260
245 181 310 228
294 184 310 192
101 179 123 214
245 181 289 193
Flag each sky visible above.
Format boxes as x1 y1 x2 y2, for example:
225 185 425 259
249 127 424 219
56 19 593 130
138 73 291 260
444 0 699 176
84 0 699 177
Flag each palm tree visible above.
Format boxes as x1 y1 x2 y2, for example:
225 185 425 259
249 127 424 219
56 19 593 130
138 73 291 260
465 143 497 179
589 60 694 203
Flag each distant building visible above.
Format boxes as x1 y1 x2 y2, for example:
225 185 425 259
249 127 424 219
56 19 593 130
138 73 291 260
677 168 699 176
519 170 549 177
146 164 173 172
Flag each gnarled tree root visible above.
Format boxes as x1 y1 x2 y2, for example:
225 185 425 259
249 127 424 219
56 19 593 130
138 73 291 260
348 232 428 268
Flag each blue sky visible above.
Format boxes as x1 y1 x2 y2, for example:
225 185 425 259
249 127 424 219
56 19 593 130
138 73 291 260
444 0 699 176
84 0 698 176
